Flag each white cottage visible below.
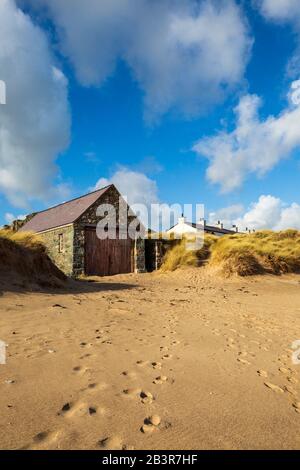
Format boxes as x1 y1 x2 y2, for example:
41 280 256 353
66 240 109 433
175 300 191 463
167 216 238 237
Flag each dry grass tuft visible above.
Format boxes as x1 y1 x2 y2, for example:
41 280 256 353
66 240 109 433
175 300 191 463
160 234 217 272
211 230 300 276
0 229 45 250
160 230 300 277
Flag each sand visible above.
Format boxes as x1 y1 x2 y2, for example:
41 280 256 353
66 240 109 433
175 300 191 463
0 268 300 450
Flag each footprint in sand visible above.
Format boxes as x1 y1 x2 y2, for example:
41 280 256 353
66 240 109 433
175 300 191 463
98 436 123 450
162 354 173 360
292 402 300 413
33 431 53 443
284 385 298 397
59 401 99 418
79 353 92 360
141 415 161 434
237 358 251 365
238 351 248 358
140 391 154 404
152 362 162 370
288 376 298 384
279 367 290 375
86 382 108 392
136 360 148 367
153 375 168 385
26 429 62 449
122 387 142 398
72 366 92 375
257 370 268 378
121 371 137 379
264 382 284 394
80 342 92 349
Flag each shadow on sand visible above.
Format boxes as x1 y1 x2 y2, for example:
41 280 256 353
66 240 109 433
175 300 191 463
0 277 139 297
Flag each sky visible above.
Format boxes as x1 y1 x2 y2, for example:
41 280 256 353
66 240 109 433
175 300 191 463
1 0 300 231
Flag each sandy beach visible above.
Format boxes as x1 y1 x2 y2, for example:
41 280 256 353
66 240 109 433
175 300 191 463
1 268 300 450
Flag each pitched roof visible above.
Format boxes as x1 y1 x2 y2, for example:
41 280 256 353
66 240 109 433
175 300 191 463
20 185 113 233
167 221 236 235
187 222 236 235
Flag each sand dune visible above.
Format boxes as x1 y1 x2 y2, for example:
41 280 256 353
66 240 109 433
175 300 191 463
0 268 300 450
0 231 66 294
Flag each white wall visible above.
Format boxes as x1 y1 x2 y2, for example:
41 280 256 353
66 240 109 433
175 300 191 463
167 222 197 235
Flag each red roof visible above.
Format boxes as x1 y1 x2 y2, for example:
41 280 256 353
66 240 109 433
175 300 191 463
20 185 113 233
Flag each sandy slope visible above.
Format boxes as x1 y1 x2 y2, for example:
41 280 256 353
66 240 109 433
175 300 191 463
0 268 300 450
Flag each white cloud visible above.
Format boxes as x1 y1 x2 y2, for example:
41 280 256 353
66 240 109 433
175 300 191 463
208 204 244 228
94 168 182 231
194 79 300 192
0 0 70 208
19 0 252 121
234 195 283 230
256 0 300 76
95 169 160 208
257 0 300 22
95 168 160 230
4 213 15 224
4 212 26 224
213 195 300 231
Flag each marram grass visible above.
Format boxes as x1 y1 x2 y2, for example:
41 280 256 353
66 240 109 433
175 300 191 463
0 229 45 250
161 230 300 276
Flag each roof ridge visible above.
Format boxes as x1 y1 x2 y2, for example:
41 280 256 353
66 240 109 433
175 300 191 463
30 184 113 216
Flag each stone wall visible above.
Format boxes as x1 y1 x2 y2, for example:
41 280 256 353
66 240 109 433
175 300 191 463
73 185 144 276
39 225 74 276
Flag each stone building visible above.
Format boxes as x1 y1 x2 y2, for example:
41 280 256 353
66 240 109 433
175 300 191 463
19 184 145 277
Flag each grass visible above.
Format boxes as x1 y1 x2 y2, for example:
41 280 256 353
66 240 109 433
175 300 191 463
0 229 45 250
160 234 217 272
0 229 66 287
160 230 300 276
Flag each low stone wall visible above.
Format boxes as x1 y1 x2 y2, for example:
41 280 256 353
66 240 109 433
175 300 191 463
39 225 74 276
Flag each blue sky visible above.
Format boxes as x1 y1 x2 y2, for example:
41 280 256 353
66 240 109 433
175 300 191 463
1 0 300 231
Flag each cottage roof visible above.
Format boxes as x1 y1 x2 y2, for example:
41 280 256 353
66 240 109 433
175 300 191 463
186 222 236 235
19 185 113 233
167 220 236 235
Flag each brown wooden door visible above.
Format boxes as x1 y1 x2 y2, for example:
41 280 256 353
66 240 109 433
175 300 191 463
84 228 134 276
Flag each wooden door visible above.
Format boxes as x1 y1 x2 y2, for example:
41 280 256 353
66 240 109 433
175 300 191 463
84 228 134 276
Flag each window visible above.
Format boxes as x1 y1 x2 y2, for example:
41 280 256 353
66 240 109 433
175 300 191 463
58 234 64 253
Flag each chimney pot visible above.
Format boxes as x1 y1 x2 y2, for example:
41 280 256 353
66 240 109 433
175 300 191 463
178 214 186 225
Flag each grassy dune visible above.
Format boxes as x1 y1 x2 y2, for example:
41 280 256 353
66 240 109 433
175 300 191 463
161 230 300 276
0 230 66 288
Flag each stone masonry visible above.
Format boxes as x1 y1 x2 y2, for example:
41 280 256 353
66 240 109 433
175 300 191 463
37 185 145 277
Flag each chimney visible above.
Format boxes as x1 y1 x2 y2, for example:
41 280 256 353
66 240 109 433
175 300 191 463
217 220 223 229
232 224 239 233
178 213 186 225
198 218 206 227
